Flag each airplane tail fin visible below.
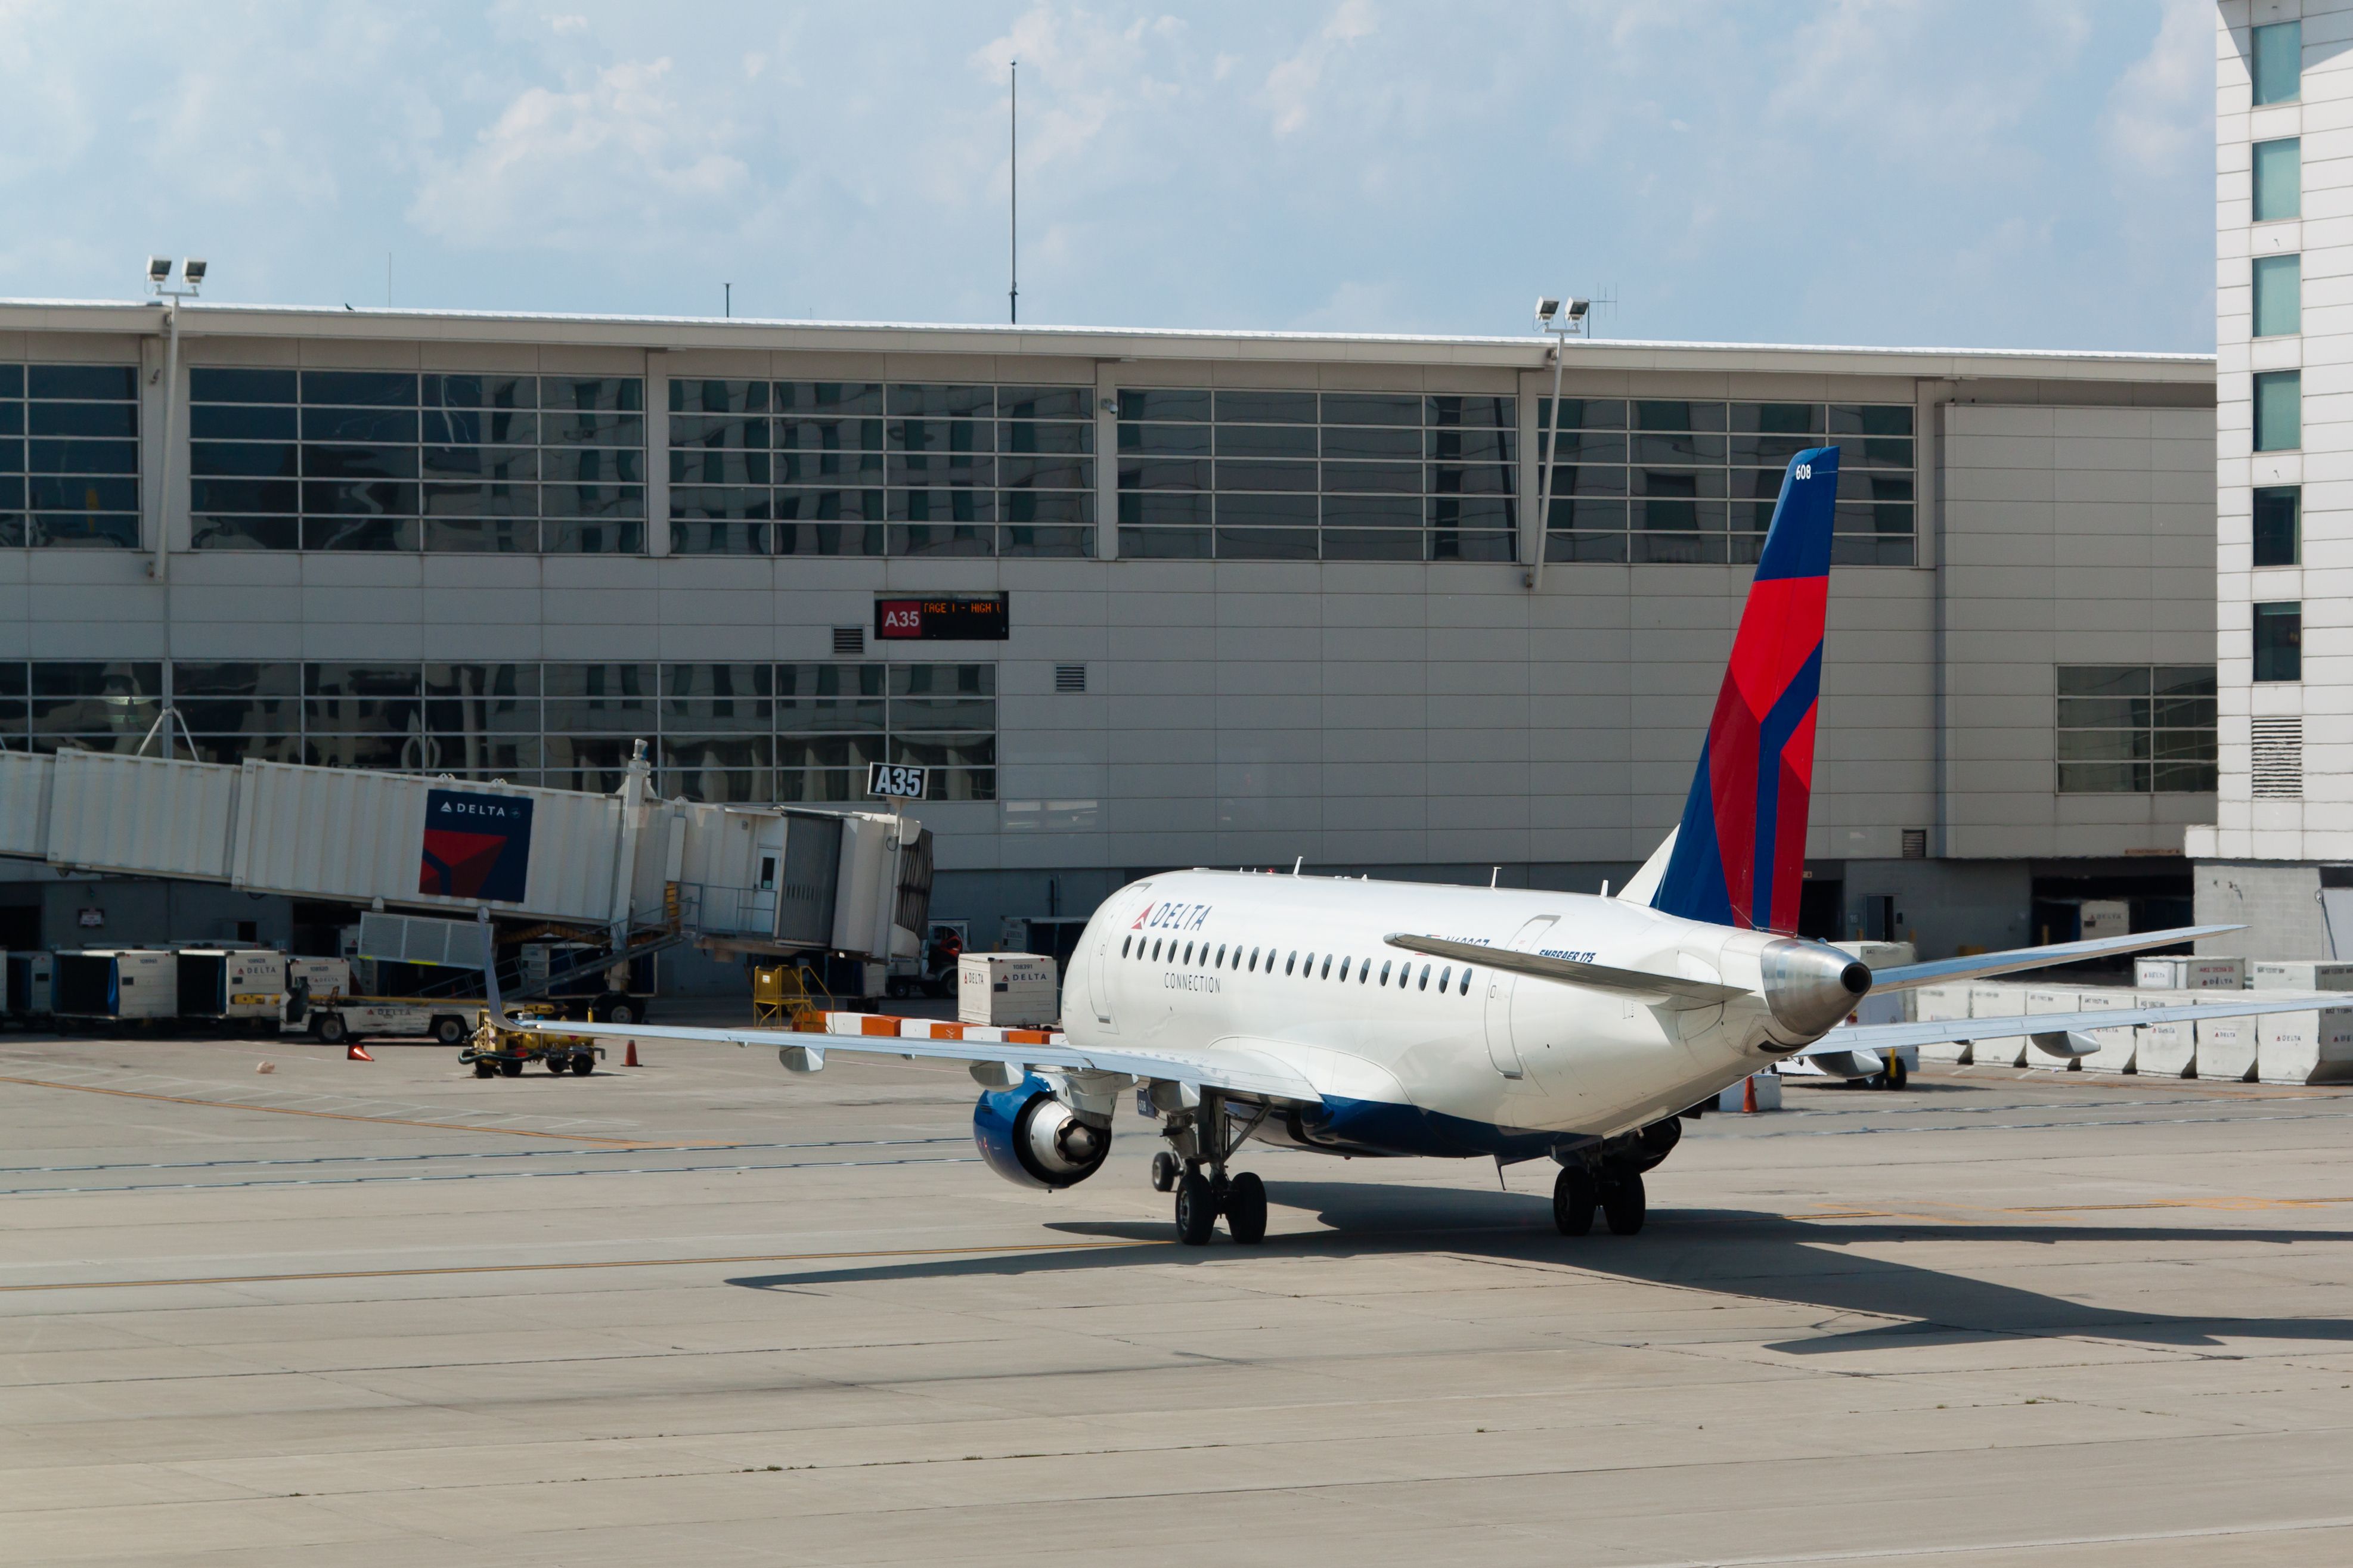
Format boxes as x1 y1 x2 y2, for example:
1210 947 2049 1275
1650 447 1839 933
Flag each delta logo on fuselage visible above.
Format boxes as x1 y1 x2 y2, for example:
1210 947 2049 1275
1130 901 1213 933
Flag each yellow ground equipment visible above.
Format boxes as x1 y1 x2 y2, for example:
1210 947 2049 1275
457 1005 603 1078
752 963 831 1025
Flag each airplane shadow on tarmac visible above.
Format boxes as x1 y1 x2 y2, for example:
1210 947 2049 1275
727 1178 2353 1354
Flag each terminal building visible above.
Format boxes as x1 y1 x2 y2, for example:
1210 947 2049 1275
0 295 2216 979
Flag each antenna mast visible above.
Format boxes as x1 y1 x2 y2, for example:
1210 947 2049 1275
1009 60 1019 325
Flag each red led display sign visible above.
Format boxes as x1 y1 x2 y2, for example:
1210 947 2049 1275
874 594 1009 641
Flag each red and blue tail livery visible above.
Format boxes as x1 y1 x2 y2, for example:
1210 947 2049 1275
1651 446 1838 932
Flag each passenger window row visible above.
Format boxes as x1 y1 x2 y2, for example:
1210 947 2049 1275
1118 933 1475 995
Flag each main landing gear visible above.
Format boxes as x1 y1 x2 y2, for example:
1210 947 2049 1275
1552 1166 1647 1235
1157 1092 1270 1246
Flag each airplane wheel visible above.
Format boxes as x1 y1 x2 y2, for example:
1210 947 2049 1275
1552 1167 1596 1237
1174 1172 1216 1246
1602 1171 1647 1235
1150 1151 1178 1193
1224 1172 1267 1245
1883 1056 1909 1091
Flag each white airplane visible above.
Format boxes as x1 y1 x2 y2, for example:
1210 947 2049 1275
486 445 2315 1247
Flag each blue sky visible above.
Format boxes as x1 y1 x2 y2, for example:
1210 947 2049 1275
0 1 2214 350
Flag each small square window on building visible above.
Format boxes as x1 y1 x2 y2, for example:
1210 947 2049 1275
2253 20 2302 107
2253 137 2301 222
832 626 865 656
2253 485 2300 567
2253 253 2301 338
2254 370 2302 452
2255 601 2303 683
1901 829 1927 860
1054 664 1087 693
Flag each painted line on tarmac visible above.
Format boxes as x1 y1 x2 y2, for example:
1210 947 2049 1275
0 1153 984 1197
0 1072 659 1146
0 1135 968 1177
0 1237 1165 1293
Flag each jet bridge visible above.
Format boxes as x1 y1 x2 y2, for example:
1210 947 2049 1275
0 742 933 965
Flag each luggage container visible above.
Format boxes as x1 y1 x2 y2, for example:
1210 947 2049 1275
2255 1003 2353 1085
52 949 176 1025
2249 961 2353 992
2135 955 2246 991
1967 983 2031 1068
2064 988 2138 1072
2194 1009 2258 1082
175 947 286 1029
5 951 53 1023
2136 1005 2197 1078
2024 988 2083 1070
1911 982 1973 1065
959 952 1059 1028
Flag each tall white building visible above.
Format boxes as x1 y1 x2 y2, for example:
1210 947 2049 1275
2195 2 2353 951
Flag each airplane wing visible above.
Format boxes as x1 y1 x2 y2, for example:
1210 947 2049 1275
1795 991 2336 1071
1867 924 2243 991
1386 933 1746 1008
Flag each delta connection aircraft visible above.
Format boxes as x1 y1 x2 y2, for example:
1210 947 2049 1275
488 446 2319 1247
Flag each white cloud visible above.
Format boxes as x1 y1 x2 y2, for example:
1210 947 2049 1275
544 13 588 34
407 58 749 251
2102 0 2211 180
1263 0 1378 135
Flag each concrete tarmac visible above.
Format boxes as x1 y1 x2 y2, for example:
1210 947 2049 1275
5 1028 2353 1566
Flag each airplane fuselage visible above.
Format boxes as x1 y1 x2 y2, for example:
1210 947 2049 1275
1061 868 1823 1160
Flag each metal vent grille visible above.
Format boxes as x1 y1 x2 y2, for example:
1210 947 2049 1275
1055 664 1087 693
1901 828 1927 859
832 626 864 656
2253 717 2304 799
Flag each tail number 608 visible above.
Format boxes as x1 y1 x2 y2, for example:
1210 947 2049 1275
1793 462 1813 480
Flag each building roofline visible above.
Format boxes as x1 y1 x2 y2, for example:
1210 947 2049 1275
0 297 2217 381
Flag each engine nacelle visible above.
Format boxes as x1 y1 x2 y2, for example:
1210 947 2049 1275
973 1076 1112 1190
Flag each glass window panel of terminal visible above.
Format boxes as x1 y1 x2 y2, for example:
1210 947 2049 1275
2056 664 2216 793
190 368 646 554
1536 399 1914 567
1112 387 1517 563
0 363 141 548
666 381 1092 560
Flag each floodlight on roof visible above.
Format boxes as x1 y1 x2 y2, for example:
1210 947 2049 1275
182 259 206 287
147 257 171 285
1535 297 1561 324
1564 297 1590 321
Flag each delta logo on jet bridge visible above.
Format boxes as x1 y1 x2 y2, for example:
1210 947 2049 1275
418 788 535 902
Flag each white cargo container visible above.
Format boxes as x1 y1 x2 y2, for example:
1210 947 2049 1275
2255 1004 2353 1085
2249 960 2353 992
2069 988 2138 1072
2081 901 2129 940
175 947 287 1023
2136 1002 2199 1078
2135 955 2246 991
4 951 52 1021
2195 1009 2258 1082
52 949 176 1021
1911 982 1973 1064
1968 983 2032 1068
959 952 1059 1028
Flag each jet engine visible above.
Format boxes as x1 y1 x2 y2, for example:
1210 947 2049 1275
972 1076 1112 1190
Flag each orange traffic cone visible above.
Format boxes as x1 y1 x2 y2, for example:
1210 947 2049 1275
347 1043 374 1062
1741 1073 1757 1114
624 1040 640 1067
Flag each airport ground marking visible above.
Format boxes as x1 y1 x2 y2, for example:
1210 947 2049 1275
0 1072 662 1147
0 1238 1167 1293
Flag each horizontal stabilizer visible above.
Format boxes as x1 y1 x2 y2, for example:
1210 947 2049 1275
1386 933 1747 1009
1869 924 2243 992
